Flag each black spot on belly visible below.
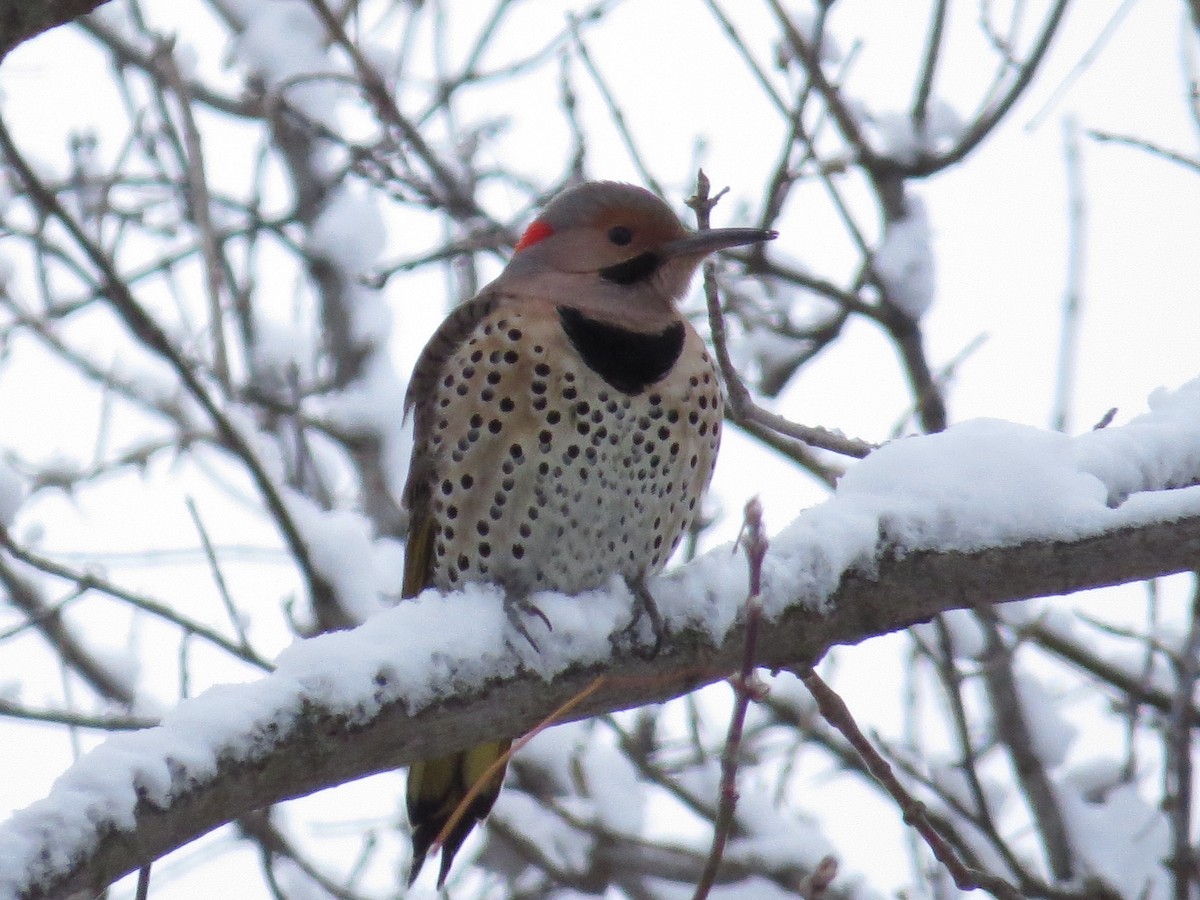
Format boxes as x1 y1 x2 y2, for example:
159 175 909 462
558 306 685 396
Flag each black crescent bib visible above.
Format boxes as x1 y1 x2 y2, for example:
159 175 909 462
557 305 686 396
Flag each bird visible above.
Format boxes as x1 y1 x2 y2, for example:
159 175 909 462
400 180 776 886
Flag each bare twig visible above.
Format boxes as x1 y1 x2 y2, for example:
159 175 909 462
239 809 373 900
568 13 663 196
0 554 136 706
153 36 231 389
911 0 948 132
914 0 1072 175
1025 0 1141 131
1052 118 1086 433
976 612 1076 881
1088 130 1200 175
797 667 1025 900
919 619 1023 876
79 15 257 118
699 0 788 117
305 0 485 221
0 697 156 731
185 496 251 650
687 171 875 459
1166 576 1200 900
764 0 876 167
0 115 345 631
693 497 769 900
0 528 272 671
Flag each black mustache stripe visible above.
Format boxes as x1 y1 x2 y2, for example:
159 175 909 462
598 251 661 285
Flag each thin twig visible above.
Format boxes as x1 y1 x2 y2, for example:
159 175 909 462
687 171 874 459
1025 0 1141 131
700 0 789 117
567 13 664 197
603 713 729 826
0 554 136 706
0 527 272 671
693 497 769 900
976 612 1076 881
306 0 485 221
153 36 231 389
1088 130 1200 175
923 0 1070 174
1122 579 1161 781
1052 118 1086 433
0 697 157 731
185 496 251 650
797 666 1025 900
914 622 1029 880
0 115 345 631
764 0 877 166
911 0 949 132
239 809 374 900
79 16 257 119
1166 576 1200 900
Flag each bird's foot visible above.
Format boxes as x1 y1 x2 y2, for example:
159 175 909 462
622 575 666 659
504 593 552 651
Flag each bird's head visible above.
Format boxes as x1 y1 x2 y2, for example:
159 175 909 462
502 182 775 323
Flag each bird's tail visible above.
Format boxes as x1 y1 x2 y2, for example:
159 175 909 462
406 739 512 888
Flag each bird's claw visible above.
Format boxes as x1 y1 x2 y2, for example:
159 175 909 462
504 593 552 651
623 576 666 659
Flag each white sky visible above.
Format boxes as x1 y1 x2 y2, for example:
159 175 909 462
1 1 1199 897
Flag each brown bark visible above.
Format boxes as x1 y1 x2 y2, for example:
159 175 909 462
0 0 110 61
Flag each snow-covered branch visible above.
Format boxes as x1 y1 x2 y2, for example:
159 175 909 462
3 379 1200 899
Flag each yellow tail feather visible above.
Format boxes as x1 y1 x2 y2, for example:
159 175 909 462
406 740 512 888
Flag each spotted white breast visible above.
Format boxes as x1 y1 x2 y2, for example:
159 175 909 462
421 300 723 598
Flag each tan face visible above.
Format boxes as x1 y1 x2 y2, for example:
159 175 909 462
512 190 689 277
500 182 775 316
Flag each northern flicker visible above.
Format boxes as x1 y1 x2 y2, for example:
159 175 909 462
401 180 776 886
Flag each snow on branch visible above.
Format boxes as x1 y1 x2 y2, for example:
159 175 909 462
3 377 1200 899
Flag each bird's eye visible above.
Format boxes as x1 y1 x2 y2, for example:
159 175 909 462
607 225 633 246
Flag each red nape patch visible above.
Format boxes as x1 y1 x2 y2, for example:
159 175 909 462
515 219 554 252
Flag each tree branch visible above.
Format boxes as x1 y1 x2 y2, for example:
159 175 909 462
4 490 1200 898
0 0 109 61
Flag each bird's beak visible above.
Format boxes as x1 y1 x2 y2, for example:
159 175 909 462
659 227 777 259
